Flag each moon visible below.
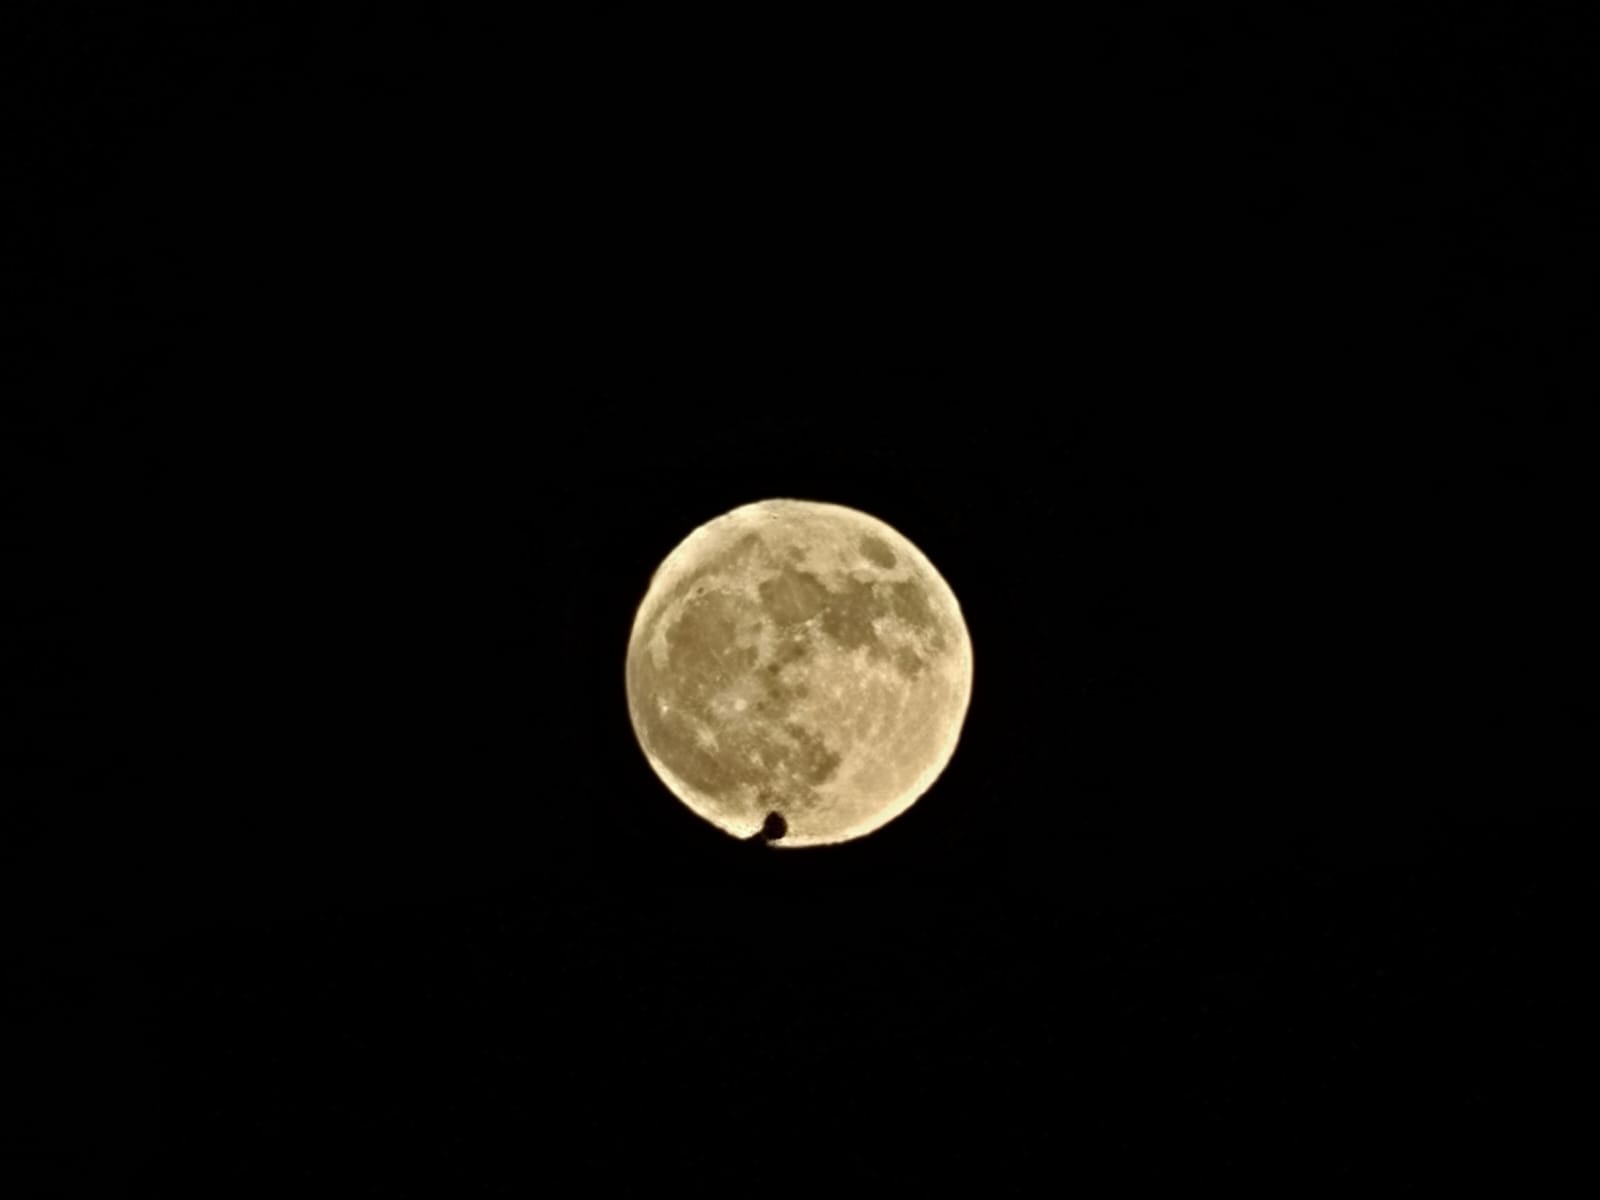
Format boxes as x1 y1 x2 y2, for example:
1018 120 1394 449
625 499 974 847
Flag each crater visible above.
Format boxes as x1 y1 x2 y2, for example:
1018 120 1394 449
659 533 764 610
722 531 764 568
817 581 880 652
782 721 843 786
666 593 759 687
892 645 926 679
765 629 816 669
884 579 948 652
859 535 896 568
648 719 748 798
759 569 830 626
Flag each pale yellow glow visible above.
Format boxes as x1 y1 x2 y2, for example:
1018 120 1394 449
624 498 973 847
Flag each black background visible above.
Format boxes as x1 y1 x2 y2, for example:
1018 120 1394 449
4 5 1592 1192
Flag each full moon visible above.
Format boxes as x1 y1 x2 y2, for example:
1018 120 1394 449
625 499 974 847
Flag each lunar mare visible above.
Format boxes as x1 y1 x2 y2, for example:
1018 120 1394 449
625 499 973 847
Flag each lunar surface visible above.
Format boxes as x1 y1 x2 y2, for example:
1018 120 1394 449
625 499 974 847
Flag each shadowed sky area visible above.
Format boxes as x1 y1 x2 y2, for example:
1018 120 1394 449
4 5 1591 1192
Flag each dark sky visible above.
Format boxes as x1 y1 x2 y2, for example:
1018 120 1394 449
5 5 1590 1192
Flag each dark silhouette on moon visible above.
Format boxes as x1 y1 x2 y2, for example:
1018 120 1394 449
760 812 788 842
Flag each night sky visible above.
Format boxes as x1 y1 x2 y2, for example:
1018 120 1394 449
5 6 1590 1192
